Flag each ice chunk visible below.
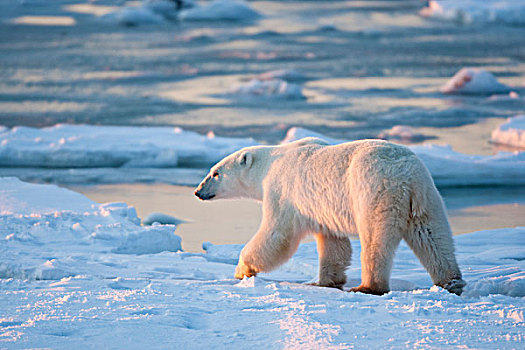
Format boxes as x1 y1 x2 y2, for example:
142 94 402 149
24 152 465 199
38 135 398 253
0 124 256 168
202 241 242 264
112 226 182 254
100 0 196 25
0 167 207 186
102 6 164 26
377 125 431 142
256 69 304 82
179 0 261 21
146 0 195 18
281 127 347 145
491 115 525 148
441 68 510 95
143 212 186 226
230 79 305 100
420 0 525 25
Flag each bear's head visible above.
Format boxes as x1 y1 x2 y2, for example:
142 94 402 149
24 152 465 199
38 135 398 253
195 148 260 201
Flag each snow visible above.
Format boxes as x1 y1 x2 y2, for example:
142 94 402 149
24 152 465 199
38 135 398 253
0 124 257 168
102 6 164 26
410 144 525 186
282 126 348 145
0 177 182 280
1 124 523 187
146 0 195 16
492 115 525 149
441 68 510 95
0 178 524 348
282 127 525 187
0 167 207 186
229 79 306 100
101 0 195 26
179 0 261 22
101 0 259 25
143 212 186 226
256 69 305 82
377 125 431 142
420 0 525 25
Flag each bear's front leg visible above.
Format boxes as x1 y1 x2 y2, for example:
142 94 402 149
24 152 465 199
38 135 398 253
234 255 258 279
234 200 302 279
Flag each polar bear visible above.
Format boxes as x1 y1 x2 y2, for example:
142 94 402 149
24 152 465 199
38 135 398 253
195 138 466 295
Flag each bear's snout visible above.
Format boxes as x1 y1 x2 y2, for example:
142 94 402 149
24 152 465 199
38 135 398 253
194 189 215 201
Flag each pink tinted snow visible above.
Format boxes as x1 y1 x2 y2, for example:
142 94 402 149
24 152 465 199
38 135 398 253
491 115 525 149
441 68 510 95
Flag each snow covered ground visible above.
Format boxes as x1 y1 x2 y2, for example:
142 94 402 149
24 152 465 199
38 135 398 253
0 178 523 348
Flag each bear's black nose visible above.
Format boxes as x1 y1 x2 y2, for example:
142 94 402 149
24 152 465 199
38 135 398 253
194 190 215 200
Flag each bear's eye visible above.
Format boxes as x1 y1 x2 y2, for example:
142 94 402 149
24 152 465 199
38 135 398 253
212 170 219 178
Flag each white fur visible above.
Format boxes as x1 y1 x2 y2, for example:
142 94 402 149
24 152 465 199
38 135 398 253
195 138 465 295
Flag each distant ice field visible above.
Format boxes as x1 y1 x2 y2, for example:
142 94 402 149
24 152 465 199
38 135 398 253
1 0 524 143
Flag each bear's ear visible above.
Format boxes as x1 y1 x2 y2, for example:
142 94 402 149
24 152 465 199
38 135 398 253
239 151 253 168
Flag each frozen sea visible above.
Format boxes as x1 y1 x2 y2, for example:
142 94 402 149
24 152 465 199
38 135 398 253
1 0 525 348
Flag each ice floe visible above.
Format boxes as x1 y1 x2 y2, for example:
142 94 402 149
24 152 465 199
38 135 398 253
282 127 525 187
0 177 523 348
0 124 256 168
101 0 195 26
143 212 186 226
281 126 347 145
377 125 432 142
421 0 525 25
179 0 261 22
0 177 181 279
491 115 525 149
0 167 207 186
1 124 523 187
441 68 510 95
102 5 164 26
229 79 306 100
410 143 525 186
256 69 305 82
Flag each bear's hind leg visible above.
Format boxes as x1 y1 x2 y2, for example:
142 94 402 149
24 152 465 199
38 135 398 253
312 234 351 289
404 218 465 295
351 220 402 295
